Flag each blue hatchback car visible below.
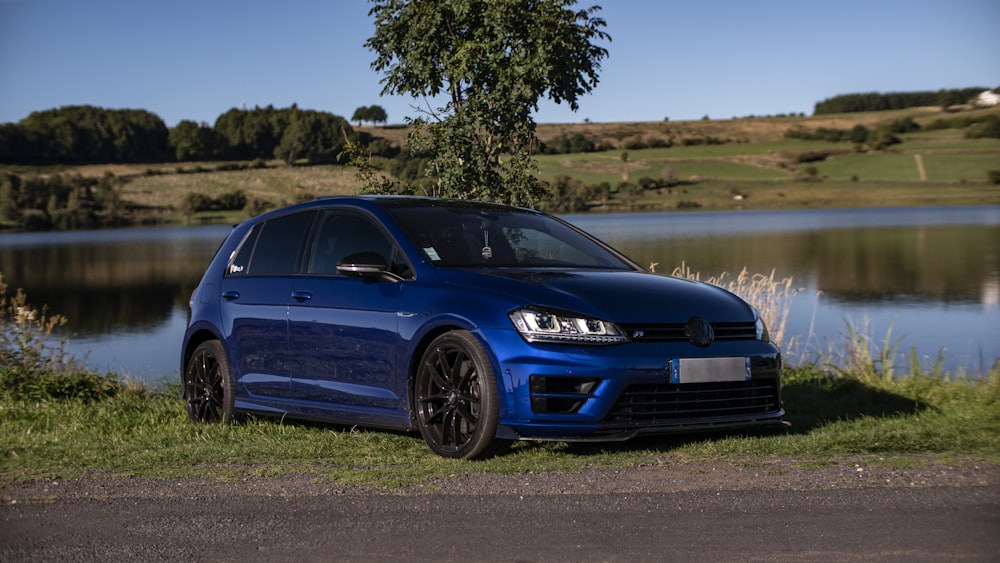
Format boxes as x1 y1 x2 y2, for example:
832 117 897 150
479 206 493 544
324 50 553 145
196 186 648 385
182 196 783 458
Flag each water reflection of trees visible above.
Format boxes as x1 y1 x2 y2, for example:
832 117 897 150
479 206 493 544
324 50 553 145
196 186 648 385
614 225 999 305
2 223 996 336
0 241 211 335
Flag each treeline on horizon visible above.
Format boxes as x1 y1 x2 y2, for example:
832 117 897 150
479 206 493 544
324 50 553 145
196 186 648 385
813 87 992 114
2 86 998 231
1 86 997 166
0 104 390 166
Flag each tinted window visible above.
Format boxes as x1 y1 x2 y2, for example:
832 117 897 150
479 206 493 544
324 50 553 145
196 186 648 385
246 211 316 275
385 204 632 269
308 210 411 277
227 223 261 276
308 210 397 275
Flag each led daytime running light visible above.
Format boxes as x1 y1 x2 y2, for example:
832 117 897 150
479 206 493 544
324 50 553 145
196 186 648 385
510 309 627 345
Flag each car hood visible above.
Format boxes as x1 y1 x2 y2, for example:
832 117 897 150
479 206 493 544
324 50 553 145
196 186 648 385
434 268 753 323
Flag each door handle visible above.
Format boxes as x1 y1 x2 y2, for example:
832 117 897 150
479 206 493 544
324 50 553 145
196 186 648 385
222 290 240 300
291 291 313 302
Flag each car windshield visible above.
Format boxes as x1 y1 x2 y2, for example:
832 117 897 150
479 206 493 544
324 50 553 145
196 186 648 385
383 202 635 270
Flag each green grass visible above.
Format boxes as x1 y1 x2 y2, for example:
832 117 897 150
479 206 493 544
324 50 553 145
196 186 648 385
2 367 997 488
901 133 1000 151
535 154 789 185
812 151 1000 183
922 153 1000 182
813 153 923 181
665 161 790 180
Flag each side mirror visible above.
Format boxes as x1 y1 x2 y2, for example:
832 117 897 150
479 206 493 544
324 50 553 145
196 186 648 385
336 251 393 281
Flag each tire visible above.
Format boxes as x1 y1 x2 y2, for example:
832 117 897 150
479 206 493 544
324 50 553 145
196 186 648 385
414 330 511 459
184 340 237 424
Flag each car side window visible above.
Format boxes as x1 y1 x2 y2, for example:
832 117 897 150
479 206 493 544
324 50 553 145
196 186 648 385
227 223 261 276
227 211 316 276
308 210 412 278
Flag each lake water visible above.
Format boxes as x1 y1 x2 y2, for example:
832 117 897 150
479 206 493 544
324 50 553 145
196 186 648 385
1 205 997 384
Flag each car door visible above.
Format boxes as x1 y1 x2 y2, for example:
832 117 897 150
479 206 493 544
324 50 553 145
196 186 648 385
220 210 316 397
286 209 409 410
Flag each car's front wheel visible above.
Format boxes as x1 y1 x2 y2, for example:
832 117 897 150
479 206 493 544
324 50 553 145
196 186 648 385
184 340 236 423
414 330 511 459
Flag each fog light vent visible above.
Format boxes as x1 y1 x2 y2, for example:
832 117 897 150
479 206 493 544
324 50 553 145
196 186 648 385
529 375 599 414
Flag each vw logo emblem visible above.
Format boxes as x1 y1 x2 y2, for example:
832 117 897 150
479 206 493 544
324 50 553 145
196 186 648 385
685 317 714 347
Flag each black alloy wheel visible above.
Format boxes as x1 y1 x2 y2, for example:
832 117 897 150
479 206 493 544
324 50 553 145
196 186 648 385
414 330 510 459
184 340 236 423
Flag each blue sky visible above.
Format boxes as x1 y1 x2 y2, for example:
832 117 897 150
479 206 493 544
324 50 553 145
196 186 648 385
1 0 997 127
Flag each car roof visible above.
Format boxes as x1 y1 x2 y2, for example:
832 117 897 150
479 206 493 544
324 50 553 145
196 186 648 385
254 195 544 219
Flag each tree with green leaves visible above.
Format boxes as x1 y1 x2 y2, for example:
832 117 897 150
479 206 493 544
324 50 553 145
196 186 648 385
2 106 169 164
213 105 287 160
352 105 389 126
351 106 372 126
367 104 388 125
169 120 225 161
274 108 354 164
359 0 610 206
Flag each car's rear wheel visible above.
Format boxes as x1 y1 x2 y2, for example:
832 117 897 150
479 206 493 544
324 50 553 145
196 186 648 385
414 330 511 459
184 340 236 423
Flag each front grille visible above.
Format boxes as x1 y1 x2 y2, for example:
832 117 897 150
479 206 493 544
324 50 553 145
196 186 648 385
605 379 780 424
620 322 756 342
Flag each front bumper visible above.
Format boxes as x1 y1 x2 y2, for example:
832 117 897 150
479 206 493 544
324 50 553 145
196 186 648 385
481 328 784 441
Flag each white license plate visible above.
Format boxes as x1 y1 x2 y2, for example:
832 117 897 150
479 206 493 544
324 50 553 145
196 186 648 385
670 357 750 384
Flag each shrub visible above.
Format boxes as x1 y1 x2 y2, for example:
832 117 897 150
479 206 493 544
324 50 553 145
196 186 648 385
213 162 246 172
868 128 902 150
0 274 121 401
365 138 400 158
849 125 869 143
637 177 659 190
795 151 830 164
244 196 273 217
966 116 1000 139
1 364 121 401
988 170 1000 185
216 189 247 211
540 176 590 213
180 192 213 214
543 133 597 155
888 117 920 134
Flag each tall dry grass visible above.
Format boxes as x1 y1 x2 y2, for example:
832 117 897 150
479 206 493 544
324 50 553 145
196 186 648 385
666 262 803 353
666 263 996 379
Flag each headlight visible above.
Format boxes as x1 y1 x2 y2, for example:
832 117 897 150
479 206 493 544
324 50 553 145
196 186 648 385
752 307 770 342
509 308 627 345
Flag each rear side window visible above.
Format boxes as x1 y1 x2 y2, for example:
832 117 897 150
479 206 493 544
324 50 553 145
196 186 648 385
227 223 261 275
228 211 316 276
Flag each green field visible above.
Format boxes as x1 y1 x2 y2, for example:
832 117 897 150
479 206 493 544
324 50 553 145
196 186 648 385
4 107 999 227
813 153 923 181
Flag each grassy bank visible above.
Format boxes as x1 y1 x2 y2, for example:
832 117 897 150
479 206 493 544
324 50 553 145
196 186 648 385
1 366 997 488
2 274 998 488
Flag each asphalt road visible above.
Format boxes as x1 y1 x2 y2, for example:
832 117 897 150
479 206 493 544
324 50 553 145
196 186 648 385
2 460 998 562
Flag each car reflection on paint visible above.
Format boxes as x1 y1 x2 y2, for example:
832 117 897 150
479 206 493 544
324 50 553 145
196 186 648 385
181 196 784 459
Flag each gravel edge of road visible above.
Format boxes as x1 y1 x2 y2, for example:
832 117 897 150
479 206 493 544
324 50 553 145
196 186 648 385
3 456 998 502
